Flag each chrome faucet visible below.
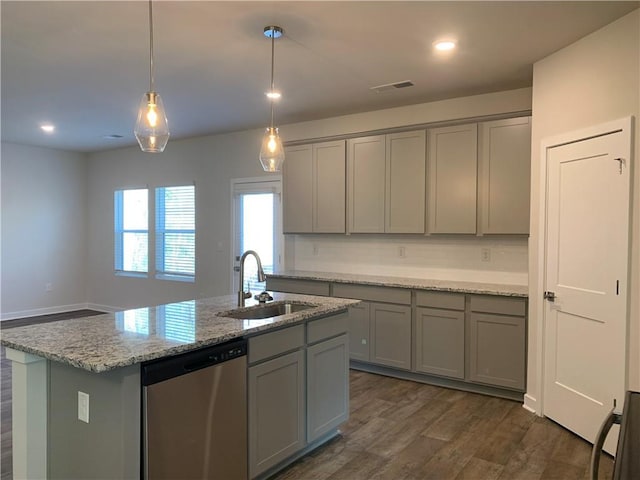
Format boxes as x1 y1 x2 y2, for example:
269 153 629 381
237 250 266 307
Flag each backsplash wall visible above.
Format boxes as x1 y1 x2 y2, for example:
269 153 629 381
288 235 528 285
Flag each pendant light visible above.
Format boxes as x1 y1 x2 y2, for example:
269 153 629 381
259 25 285 172
134 0 169 153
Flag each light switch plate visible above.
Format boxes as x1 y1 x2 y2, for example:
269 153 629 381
78 391 89 423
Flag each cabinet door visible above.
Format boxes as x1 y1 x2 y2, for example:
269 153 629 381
307 334 349 443
415 307 464 379
370 302 412 370
283 145 313 233
478 117 531 234
347 302 370 362
467 312 525 391
248 350 305 478
347 135 386 233
385 131 426 233
313 140 346 233
427 124 478 234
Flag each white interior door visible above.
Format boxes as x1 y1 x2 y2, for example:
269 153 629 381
231 178 283 296
543 127 631 454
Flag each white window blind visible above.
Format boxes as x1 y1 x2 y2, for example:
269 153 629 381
155 185 195 281
114 188 148 274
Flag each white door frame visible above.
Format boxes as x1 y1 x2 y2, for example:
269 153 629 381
229 176 283 294
532 116 633 416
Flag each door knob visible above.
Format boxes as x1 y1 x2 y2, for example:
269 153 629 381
544 291 556 301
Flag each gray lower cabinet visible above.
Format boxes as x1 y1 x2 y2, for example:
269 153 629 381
307 334 349 443
415 307 465 379
347 301 370 362
467 295 526 391
370 302 412 370
414 291 466 379
248 325 306 479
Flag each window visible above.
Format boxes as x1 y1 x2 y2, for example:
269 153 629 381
114 188 148 275
155 185 195 281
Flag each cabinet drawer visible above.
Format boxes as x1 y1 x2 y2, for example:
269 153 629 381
470 295 526 316
332 283 410 305
307 312 348 345
416 291 465 310
266 277 330 296
248 325 304 364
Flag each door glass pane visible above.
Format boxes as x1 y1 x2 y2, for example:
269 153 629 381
240 193 274 295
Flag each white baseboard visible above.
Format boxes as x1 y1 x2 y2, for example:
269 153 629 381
0 303 91 321
86 303 121 313
0 302 123 321
523 393 541 416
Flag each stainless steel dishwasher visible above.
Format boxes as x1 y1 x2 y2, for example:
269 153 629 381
142 338 248 480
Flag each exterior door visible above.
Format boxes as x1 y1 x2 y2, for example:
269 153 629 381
543 125 631 453
231 178 283 296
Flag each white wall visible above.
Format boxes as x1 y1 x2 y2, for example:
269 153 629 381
1 143 88 319
527 9 640 412
85 88 532 310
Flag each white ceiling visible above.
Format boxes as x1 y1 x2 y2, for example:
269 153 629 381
2 1 638 153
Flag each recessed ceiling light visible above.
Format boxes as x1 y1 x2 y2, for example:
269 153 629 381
434 40 456 52
40 124 55 133
265 91 282 100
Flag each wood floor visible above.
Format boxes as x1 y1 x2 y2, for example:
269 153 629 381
272 371 613 480
1 311 613 480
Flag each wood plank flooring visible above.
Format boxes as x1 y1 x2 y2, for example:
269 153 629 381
272 370 614 480
1 310 613 480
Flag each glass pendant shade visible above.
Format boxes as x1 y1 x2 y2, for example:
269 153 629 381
259 127 285 172
134 91 170 153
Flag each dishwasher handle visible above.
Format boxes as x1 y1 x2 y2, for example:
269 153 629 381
142 338 247 386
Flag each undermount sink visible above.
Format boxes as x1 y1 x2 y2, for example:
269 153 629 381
219 302 316 320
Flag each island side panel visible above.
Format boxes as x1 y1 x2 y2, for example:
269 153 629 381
6 348 48 480
48 362 141 480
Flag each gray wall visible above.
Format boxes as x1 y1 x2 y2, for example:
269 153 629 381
527 9 640 408
1 143 88 318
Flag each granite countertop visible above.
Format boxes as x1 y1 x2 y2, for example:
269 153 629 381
268 270 528 297
0 293 359 373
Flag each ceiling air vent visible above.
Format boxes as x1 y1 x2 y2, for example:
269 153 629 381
370 80 414 93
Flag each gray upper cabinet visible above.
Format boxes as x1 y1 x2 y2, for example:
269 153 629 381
478 117 532 235
427 123 478 234
348 132 426 234
347 135 386 233
313 141 346 233
283 145 313 233
283 141 346 234
385 131 426 233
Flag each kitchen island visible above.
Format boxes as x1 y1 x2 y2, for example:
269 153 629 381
1 292 359 479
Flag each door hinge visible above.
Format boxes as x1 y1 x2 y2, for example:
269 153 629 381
544 291 556 302
616 280 619 295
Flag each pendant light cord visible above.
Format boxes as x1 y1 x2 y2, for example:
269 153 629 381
269 31 275 129
148 0 155 93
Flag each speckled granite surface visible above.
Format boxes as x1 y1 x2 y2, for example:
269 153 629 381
268 270 528 297
0 293 358 373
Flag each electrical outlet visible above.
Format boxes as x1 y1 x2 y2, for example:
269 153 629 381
481 248 491 262
398 246 406 258
78 391 89 423
45 283 53 292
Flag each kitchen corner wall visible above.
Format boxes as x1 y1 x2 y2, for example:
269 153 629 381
290 235 528 284
528 9 640 406
1 143 88 319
